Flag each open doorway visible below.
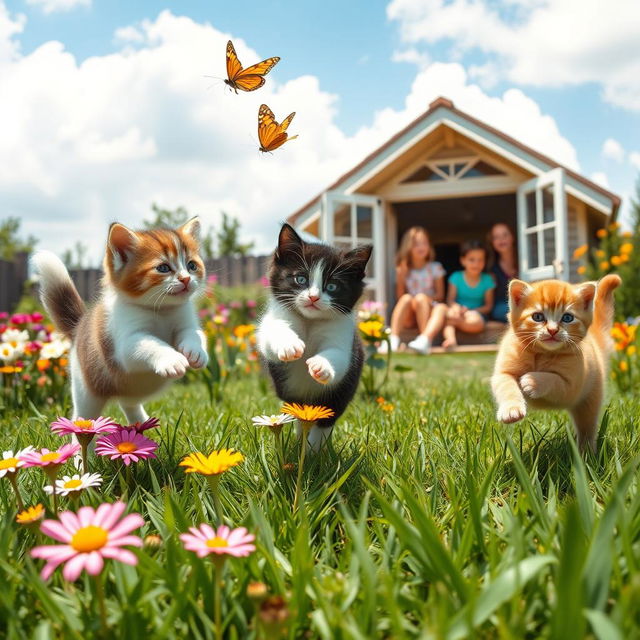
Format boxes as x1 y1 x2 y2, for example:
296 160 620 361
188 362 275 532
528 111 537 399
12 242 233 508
392 193 516 276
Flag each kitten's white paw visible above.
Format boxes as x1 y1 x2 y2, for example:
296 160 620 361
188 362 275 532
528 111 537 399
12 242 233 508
306 355 335 385
276 337 305 362
178 342 209 369
519 374 542 399
153 351 190 378
497 402 527 423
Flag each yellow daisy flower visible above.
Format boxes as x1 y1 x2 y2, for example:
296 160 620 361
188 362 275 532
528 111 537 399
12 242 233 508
620 242 633 254
179 449 244 476
16 503 45 525
281 403 335 422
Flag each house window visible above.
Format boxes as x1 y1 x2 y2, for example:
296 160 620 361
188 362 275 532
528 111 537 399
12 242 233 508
400 157 504 184
459 160 504 178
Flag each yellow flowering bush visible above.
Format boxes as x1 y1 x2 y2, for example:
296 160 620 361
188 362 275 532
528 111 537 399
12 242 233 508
610 321 639 393
572 208 640 319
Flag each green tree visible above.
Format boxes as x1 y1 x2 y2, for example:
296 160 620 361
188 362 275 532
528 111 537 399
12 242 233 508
0 217 37 260
144 203 215 259
216 212 254 257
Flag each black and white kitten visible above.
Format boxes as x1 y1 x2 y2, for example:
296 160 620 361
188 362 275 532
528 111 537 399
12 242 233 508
257 224 372 451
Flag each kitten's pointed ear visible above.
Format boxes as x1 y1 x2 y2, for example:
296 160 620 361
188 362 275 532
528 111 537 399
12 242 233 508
575 281 597 312
179 216 201 243
345 244 373 275
275 223 304 261
508 279 533 309
108 223 138 268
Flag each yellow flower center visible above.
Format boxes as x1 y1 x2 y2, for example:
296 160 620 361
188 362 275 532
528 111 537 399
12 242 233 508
40 452 60 462
117 442 137 453
0 457 18 471
64 479 83 489
206 536 229 549
73 419 94 430
71 525 108 552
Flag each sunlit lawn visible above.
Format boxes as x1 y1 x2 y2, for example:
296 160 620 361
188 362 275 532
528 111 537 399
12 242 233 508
1 352 639 638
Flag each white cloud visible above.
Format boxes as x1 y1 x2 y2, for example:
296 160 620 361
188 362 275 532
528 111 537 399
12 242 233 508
630 152 640 171
388 0 640 111
391 48 430 68
602 138 625 163
113 25 145 45
0 6 580 263
27 0 91 14
26 0 90 15
590 171 610 188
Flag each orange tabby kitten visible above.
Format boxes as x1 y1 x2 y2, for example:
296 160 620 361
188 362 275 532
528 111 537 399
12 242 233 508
491 274 621 451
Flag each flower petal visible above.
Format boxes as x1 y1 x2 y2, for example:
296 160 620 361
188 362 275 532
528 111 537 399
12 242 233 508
106 513 144 540
85 551 104 575
40 520 73 542
62 554 87 582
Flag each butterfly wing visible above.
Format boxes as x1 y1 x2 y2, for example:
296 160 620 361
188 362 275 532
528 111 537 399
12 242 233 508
225 40 243 85
258 104 298 152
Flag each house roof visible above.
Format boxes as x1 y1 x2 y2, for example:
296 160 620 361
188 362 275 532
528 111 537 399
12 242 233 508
288 96 621 224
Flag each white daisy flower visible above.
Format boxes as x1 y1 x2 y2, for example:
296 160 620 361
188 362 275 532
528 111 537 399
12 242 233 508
0 343 16 362
43 473 103 496
251 413 296 433
0 446 35 478
2 329 29 345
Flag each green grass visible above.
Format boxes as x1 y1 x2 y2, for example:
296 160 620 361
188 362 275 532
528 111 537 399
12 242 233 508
1 352 639 639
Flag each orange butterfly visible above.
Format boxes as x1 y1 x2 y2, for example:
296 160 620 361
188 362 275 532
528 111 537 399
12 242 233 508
258 104 298 153
225 40 280 93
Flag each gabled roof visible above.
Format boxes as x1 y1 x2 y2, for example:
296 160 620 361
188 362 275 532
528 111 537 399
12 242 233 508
288 97 621 224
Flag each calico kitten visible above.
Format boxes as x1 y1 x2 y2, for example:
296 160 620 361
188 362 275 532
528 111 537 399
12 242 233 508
32 218 208 427
258 224 372 451
491 274 621 451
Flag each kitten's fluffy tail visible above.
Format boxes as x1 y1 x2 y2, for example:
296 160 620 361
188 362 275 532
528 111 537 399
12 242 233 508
591 273 622 346
31 251 86 339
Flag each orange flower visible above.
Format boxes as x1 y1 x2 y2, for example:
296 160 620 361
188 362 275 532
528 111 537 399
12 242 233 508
595 249 606 259
622 231 633 238
611 255 621 267
619 360 628 372
620 242 633 254
600 261 610 270
609 221 621 231
37 359 51 372
596 229 607 239
281 403 335 422
577 265 587 275
233 324 255 339
0 366 23 374
572 244 588 260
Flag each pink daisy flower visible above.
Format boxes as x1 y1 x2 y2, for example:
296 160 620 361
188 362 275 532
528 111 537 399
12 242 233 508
50 416 120 437
20 443 80 469
117 417 160 433
94 430 158 466
180 524 256 559
31 501 143 581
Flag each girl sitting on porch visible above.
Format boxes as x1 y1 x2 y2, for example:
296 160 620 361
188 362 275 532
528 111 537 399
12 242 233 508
487 223 518 322
443 240 495 349
384 226 448 355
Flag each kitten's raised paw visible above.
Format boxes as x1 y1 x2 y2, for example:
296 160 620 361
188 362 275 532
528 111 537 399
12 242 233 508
497 403 526 423
306 355 335 385
178 343 209 369
519 374 543 399
153 351 190 378
276 337 305 362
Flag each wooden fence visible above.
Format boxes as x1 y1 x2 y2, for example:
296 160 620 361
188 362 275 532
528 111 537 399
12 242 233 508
0 253 270 310
0 252 29 312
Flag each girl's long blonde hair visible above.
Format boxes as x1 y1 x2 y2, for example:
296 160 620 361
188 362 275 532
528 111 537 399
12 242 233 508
396 226 436 268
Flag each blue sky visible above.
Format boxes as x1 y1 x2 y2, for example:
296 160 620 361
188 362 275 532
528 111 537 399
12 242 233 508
2 0 639 258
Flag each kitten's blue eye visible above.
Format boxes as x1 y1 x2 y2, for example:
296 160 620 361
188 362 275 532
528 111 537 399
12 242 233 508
561 313 574 323
326 282 338 293
294 274 307 285
531 312 545 322
187 260 198 272
156 263 171 273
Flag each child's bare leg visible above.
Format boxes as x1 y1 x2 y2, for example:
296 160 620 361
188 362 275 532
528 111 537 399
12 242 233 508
390 294 414 336
442 323 458 349
412 294 432 333
424 303 447 341
455 310 485 334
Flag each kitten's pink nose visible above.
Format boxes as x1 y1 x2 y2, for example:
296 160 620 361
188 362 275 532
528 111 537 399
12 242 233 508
178 275 191 286
308 294 320 303
547 325 559 336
